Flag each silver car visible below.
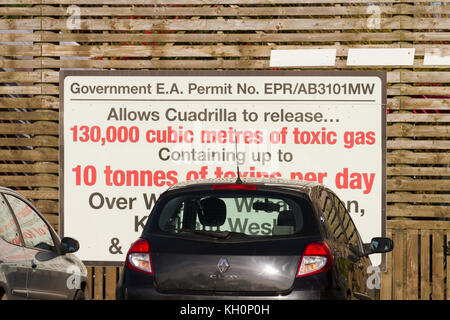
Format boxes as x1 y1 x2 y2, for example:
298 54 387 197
0 187 88 300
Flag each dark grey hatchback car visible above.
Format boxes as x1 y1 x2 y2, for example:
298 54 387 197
0 187 88 300
117 179 393 300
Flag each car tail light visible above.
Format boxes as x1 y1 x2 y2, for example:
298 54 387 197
125 238 153 275
297 242 333 277
212 184 257 190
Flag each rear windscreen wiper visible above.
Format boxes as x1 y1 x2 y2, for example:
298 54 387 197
180 229 231 239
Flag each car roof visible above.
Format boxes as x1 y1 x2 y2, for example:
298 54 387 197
165 178 325 194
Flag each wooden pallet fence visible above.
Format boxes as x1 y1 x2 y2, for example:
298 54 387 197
86 266 122 300
0 0 448 299
381 221 450 300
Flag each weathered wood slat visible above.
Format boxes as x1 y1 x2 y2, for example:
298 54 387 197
387 125 450 138
400 31 450 42
387 178 450 191
37 59 274 71
40 5 402 17
387 166 450 176
41 44 450 58
0 7 41 15
40 31 404 43
0 97 59 110
387 205 450 218
40 85 60 95
0 122 58 135
395 86 450 97
387 193 450 204
36 17 449 32
0 46 41 57
41 17 402 31
37 4 450 17
40 44 395 57
400 71 450 83
0 19 41 30
388 98 450 111
104 267 117 300
0 33 39 42
0 111 58 121
94 267 104 300
0 136 59 147
388 220 450 230
401 16 450 29
16 189 59 200
406 229 419 300
0 60 40 69
36 4 448 17
387 114 450 123
387 140 450 150
40 30 450 43
0 149 58 161
34 199 58 213
35 4 447 18
420 230 431 300
387 152 450 164
0 86 41 94
399 4 450 15
392 230 404 300
0 163 59 173
431 231 445 300
0 72 41 82
0 174 58 187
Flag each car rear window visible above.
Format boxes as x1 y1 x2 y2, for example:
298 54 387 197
152 191 318 239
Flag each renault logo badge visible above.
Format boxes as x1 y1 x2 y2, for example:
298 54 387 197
217 258 230 273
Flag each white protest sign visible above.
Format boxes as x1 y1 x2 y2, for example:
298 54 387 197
60 71 386 266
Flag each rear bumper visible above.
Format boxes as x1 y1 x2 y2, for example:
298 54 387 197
118 287 343 300
116 272 345 300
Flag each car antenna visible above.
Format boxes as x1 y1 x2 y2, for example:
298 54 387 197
234 129 243 184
